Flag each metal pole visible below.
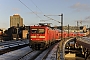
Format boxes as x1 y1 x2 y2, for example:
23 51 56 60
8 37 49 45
89 26 90 36
61 14 63 41
59 14 64 59
77 21 78 32
59 14 63 50
68 24 69 38
77 21 78 37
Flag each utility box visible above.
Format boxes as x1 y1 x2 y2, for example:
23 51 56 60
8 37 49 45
22 30 28 39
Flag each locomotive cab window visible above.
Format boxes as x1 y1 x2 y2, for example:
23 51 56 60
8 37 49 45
31 28 45 34
38 29 45 34
31 29 37 33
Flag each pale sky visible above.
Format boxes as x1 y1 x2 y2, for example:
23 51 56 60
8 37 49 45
0 0 90 28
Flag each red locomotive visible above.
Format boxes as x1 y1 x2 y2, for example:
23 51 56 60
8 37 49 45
29 23 61 50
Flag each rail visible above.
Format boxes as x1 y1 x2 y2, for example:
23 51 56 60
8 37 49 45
0 40 29 55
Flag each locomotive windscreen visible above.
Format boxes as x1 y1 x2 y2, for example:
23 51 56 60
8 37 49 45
31 28 45 34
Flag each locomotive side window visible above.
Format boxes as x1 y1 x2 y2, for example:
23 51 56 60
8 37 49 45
31 29 37 33
38 29 45 34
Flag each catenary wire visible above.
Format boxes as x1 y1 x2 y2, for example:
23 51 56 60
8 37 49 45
30 0 43 14
18 0 42 20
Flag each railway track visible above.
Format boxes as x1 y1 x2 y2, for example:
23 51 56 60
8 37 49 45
18 42 59 60
35 42 59 60
0 39 29 55
0 40 59 60
18 50 41 60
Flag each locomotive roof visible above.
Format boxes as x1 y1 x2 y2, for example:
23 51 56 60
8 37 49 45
30 25 50 28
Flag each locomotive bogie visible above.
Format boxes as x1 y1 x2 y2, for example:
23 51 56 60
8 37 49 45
30 40 46 49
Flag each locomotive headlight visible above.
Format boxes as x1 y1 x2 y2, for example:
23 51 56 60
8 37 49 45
39 36 45 38
31 36 36 38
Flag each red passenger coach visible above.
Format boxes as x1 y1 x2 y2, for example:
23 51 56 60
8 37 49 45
69 32 75 37
29 24 55 49
63 32 68 38
55 30 61 41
